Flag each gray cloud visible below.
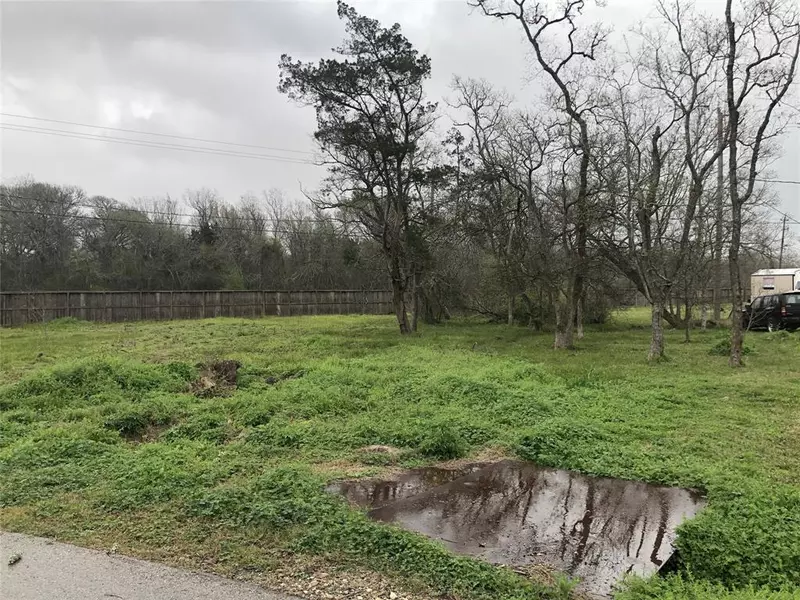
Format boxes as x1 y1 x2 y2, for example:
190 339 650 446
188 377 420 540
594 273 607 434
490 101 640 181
1 0 797 232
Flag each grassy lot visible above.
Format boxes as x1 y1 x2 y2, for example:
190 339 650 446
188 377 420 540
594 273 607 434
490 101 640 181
1 311 799 599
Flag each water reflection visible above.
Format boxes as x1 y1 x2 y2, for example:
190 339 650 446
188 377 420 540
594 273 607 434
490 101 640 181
326 463 487 509
364 460 705 598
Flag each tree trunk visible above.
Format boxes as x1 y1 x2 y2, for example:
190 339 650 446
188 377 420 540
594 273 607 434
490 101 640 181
700 300 708 330
554 287 575 349
648 299 665 361
520 292 535 329
576 292 585 340
661 307 681 329
507 294 515 326
410 271 420 333
728 202 744 366
713 108 724 326
684 297 691 343
390 268 411 335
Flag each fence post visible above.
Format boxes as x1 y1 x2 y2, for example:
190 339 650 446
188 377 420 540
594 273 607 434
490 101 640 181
170 291 175 320
139 291 144 321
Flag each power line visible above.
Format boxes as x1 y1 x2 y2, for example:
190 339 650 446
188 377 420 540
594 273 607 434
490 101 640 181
765 204 800 227
754 178 800 185
0 112 315 156
3 113 798 186
1 124 319 166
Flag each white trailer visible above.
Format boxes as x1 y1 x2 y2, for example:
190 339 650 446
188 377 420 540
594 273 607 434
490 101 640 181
750 268 800 300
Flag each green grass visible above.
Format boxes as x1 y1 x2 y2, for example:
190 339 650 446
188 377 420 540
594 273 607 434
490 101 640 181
1 311 799 599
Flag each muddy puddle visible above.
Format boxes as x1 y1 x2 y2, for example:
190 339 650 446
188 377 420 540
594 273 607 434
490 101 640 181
329 460 705 598
326 463 488 509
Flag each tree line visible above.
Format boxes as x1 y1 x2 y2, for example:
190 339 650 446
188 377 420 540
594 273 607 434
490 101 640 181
1 0 796 366
0 181 384 292
277 0 797 365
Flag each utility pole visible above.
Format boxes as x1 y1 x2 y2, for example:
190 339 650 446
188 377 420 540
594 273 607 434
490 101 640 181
713 107 724 324
779 214 787 268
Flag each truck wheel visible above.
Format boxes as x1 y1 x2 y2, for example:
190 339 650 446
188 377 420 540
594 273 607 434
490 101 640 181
767 318 781 332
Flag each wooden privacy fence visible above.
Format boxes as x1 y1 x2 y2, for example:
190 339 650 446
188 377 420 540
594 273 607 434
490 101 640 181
0 290 394 327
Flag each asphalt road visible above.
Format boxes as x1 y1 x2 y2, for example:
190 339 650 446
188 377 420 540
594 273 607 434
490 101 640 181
1 531 299 600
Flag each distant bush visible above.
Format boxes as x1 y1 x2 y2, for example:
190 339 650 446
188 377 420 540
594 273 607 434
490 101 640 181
708 337 752 356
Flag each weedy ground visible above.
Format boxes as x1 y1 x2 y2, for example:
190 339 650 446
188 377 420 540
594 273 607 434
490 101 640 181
1 310 799 600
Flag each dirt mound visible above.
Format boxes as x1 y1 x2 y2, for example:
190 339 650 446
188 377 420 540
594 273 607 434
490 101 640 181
193 360 240 397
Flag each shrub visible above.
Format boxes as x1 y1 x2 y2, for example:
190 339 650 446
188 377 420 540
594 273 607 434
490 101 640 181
418 422 467 460
165 361 196 381
708 338 752 356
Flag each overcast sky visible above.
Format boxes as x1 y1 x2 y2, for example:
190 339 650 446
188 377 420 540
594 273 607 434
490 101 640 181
1 0 797 231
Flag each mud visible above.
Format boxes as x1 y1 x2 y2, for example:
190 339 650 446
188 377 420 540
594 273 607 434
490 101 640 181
330 460 705 598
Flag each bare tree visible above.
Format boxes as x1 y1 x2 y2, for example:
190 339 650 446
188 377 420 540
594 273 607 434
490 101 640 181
450 77 552 326
475 0 606 348
592 0 733 360
724 0 799 366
